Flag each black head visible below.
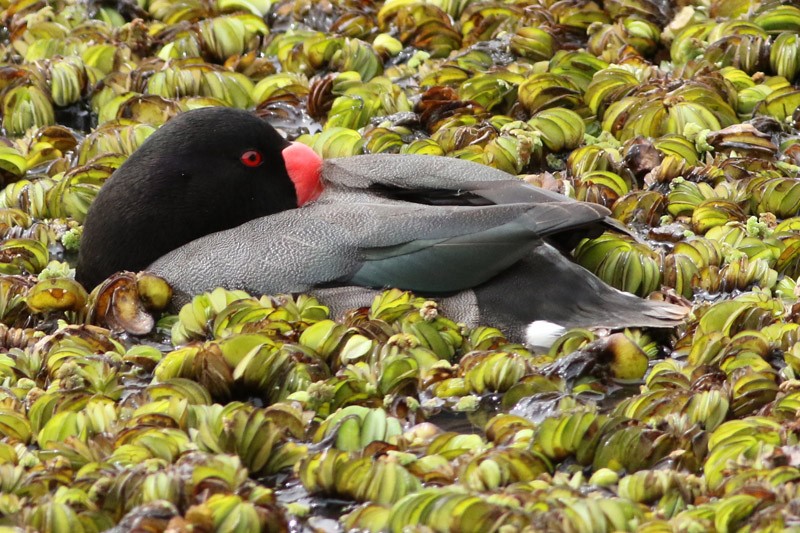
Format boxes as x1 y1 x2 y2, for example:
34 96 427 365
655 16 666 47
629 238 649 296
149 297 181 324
76 107 303 289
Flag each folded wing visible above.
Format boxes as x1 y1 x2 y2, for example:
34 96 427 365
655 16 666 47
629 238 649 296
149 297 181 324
149 195 608 297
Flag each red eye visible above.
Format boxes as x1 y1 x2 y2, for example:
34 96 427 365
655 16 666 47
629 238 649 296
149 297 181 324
240 150 263 167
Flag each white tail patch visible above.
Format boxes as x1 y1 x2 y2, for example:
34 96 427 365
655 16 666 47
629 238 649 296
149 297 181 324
525 321 566 350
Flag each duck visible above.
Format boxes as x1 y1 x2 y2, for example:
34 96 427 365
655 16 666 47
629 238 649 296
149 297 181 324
76 106 687 346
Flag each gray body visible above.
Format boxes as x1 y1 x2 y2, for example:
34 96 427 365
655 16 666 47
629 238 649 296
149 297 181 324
150 154 686 342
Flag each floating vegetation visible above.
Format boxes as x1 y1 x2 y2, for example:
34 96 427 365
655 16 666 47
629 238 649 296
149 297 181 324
4 0 800 531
